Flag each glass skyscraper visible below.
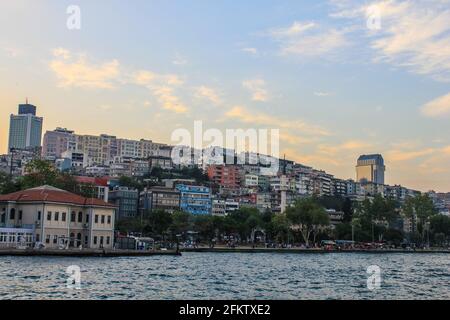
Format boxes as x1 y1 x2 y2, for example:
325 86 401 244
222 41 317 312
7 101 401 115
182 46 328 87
356 154 385 185
8 102 43 152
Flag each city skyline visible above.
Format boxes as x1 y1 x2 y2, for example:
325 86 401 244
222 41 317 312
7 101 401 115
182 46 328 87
1 0 450 192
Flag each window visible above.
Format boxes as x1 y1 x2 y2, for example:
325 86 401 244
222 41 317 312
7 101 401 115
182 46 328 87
85 214 89 223
78 212 83 223
62 212 66 222
18 211 23 220
47 211 52 221
106 236 110 245
84 236 88 246
37 211 41 221
95 215 99 223
35 234 40 242
45 235 50 244
71 211 76 222
107 216 111 224
93 236 98 245
10 208 15 220
54 212 59 221
100 236 104 246
53 235 58 244
101 215 105 224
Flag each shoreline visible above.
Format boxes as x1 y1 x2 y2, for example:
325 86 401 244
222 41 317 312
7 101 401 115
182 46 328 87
181 247 450 254
0 249 181 257
0 247 449 257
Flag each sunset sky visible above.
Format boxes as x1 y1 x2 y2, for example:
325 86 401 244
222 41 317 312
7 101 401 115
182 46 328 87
1 0 450 191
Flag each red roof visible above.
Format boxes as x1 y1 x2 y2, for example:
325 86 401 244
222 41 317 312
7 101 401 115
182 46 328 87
0 186 116 208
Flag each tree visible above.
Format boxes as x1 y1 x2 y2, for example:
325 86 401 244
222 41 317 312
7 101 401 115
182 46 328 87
270 213 289 244
170 211 191 236
148 209 173 236
0 172 20 194
286 198 329 246
20 159 58 189
353 194 398 242
404 194 437 244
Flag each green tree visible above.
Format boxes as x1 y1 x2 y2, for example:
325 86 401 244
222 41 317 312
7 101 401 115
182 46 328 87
404 194 437 244
20 159 58 189
286 198 329 246
0 172 21 194
271 213 290 243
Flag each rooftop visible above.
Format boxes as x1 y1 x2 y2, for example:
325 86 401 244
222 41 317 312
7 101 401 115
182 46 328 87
0 185 116 208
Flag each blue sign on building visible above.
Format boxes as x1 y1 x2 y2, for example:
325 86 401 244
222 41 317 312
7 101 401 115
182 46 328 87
175 184 212 215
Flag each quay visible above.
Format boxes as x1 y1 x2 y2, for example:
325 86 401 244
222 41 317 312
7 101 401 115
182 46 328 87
181 247 450 254
0 248 181 257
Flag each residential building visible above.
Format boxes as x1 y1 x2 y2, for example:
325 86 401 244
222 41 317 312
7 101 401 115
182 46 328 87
108 187 139 220
74 176 110 202
139 187 180 214
211 199 226 216
0 185 115 249
176 184 211 215
207 165 241 189
8 102 43 152
42 128 76 160
356 154 385 185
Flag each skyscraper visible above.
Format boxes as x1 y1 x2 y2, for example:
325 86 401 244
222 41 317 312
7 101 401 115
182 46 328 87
356 154 385 185
8 101 43 152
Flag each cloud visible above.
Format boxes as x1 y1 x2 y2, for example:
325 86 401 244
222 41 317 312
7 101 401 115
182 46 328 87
129 69 187 113
267 21 348 57
314 91 331 97
225 105 330 137
270 21 316 38
151 86 188 114
421 92 450 117
49 48 120 89
242 78 269 102
173 53 188 66
242 47 258 55
194 86 222 105
331 0 450 81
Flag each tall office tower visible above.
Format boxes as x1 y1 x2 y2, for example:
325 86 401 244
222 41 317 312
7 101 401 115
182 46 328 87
8 101 43 152
356 154 385 185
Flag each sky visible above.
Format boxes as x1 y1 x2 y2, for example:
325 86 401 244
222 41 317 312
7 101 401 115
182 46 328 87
1 0 450 192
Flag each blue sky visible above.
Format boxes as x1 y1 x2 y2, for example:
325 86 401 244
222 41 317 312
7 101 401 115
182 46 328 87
1 0 450 191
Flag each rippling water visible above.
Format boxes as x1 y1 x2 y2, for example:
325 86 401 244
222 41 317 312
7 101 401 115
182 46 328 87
0 253 449 300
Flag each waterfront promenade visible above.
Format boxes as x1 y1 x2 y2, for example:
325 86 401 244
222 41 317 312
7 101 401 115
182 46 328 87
181 246 450 254
0 248 181 257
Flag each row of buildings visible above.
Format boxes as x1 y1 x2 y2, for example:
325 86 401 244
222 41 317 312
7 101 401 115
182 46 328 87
2 102 450 239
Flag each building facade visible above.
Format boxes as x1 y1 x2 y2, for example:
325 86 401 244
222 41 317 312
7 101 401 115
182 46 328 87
0 186 115 249
356 154 385 185
176 184 212 215
108 187 139 220
8 103 43 152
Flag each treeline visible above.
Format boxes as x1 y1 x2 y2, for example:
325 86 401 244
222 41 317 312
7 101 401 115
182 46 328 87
0 159 99 198
117 198 332 247
119 194 450 247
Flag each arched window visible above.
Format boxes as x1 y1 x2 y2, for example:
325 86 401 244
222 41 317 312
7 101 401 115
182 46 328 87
9 208 15 220
69 232 75 247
